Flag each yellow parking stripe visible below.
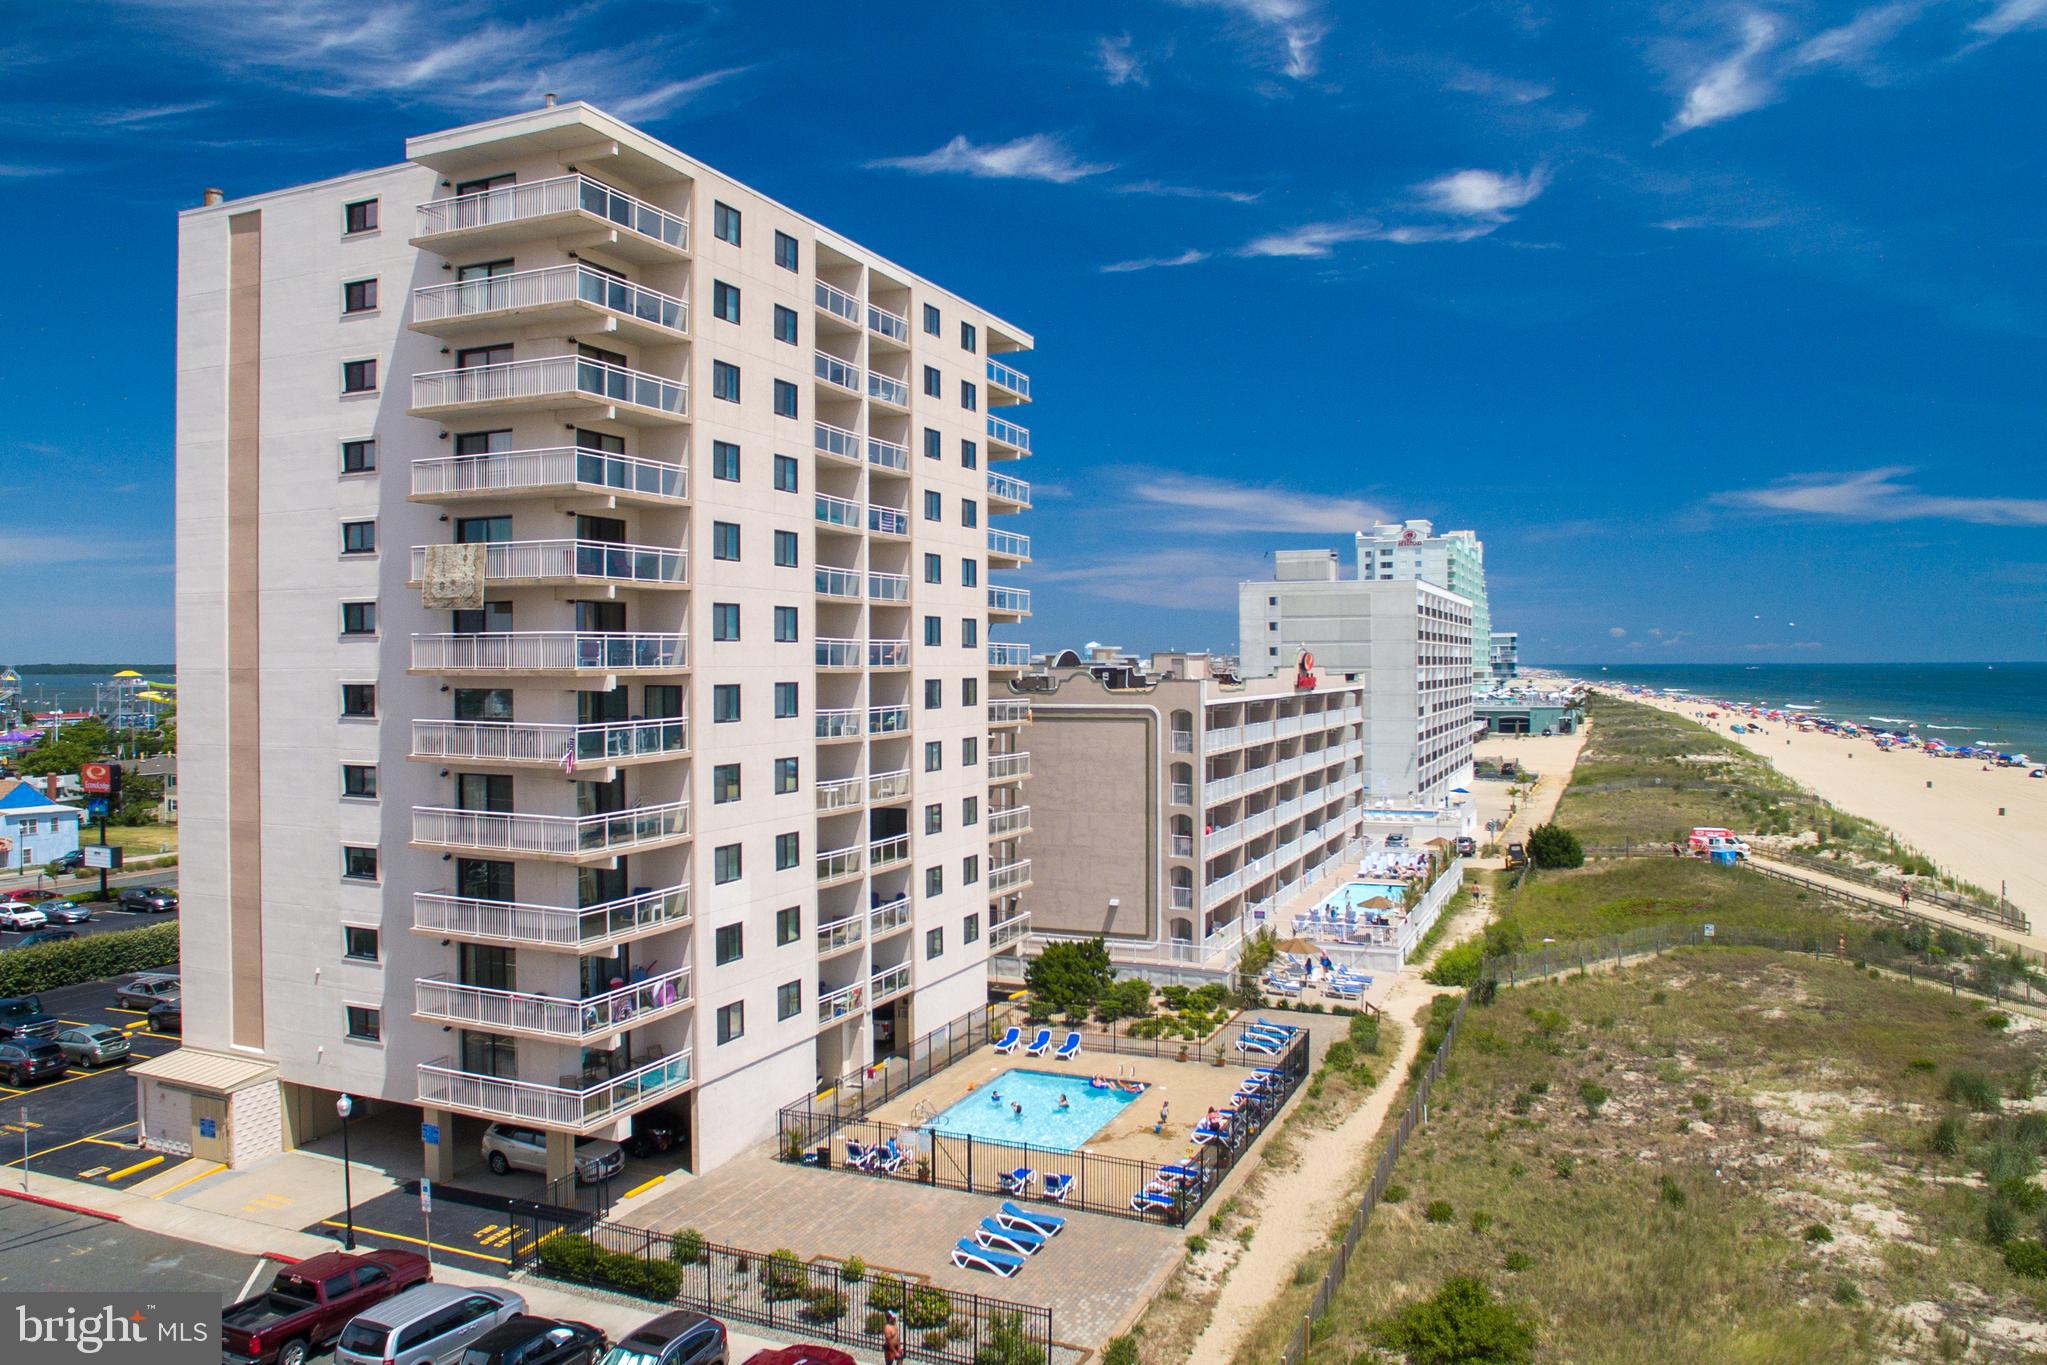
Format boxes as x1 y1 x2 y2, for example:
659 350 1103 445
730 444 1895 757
105 1155 165 1181
621 1174 665 1199
318 1221 512 1266
149 1161 226 1197
1 1121 139 1169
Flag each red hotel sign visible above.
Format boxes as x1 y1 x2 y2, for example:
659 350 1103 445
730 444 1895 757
81 762 115 794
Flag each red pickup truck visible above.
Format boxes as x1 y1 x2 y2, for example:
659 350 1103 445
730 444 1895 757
221 1249 431 1365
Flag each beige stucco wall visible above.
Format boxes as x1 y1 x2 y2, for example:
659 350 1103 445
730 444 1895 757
1021 709 1156 942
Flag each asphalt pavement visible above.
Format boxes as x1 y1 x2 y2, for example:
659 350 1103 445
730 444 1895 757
0 873 180 949
0 1196 281 1303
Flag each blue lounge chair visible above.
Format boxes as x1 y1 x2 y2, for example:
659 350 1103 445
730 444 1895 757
1192 1124 1234 1147
952 1238 1025 1277
1130 1190 1178 1215
1053 1031 1082 1061
1159 1163 1204 1185
1244 1026 1291 1046
1235 1034 1281 1056
1255 1017 1302 1037
977 1217 1046 1256
998 1201 1065 1237
1251 1066 1283 1079
999 1167 1036 1196
844 1139 879 1171
873 1139 907 1174
1043 1173 1074 1203
1023 1028 1055 1056
993 1025 1024 1054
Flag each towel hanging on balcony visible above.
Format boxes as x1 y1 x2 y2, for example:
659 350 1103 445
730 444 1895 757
421 542 487 609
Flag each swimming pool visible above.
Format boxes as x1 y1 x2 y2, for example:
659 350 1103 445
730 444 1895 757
923 1068 1139 1151
1322 880 1407 911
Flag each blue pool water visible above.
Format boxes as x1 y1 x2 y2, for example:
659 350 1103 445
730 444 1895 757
1325 880 1406 910
924 1068 1139 1151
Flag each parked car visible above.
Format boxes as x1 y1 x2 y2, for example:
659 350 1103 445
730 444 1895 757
334 1285 526 1365
623 1107 687 1159
1504 842 1528 869
115 974 181 1009
597 1311 727 1365
459 1315 606 1365
741 1349 856 1365
14 928 78 948
51 849 85 871
220 1248 432 1365
1454 836 1478 857
118 885 178 913
1384 833 1408 849
0 904 49 931
0 993 60 1042
147 999 183 1034
38 898 94 925
482 1123 625 1184
0 1038 68 1085
55 1024 131 1068
1 888 54 904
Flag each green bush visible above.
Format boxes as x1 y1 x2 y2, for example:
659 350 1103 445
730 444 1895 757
1502 1251 1532 1272
1321 1041 1356 1074
1929 1113 1965 1157
1425 939 1486 988
868 1278 910 1313
1986 1198 2020 1246
974 1309 1048 1365
1349 1012 1381 1054
0 921 178 995
799 1287 847 1323
536 1235 678 1300
1383 1184 1410 1204
1101 1336 1139 1365
1527 823 1585 870
1804 1223 1833 1243
1370 1275 1536 1365
761 1248 807 1300
537 1233 599 1280
1579 1081 1610 1116
1469 1211 1493 1235
1946 1069 2001 1112
1657 1175 1686 1209
905 1286 952 1330
669 1228 705 1265
2004 1239 2047 1278
839 1254 865 1283
1424 1199 1455 1224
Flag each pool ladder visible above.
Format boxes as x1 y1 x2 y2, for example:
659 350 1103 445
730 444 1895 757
909 1099 936 1124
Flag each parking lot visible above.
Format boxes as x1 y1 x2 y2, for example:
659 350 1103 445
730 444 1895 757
0 872 180 949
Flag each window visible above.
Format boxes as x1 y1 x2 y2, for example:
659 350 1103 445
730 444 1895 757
922 365 941 398
961 499 978 528
962 677 978 706
777 981 802 1021
341 520 376 555
342 845 378 881
923 303 941 336
773 303 798 344
713 683 741 722
774 230 798 271
713 280 741 323
773 453 799 492
773 379 798 417
923 491 941 522
712 521 740 561
773 530 798 567
340 601 377 636
961 321 977 352
774 682 799 718
713 764 741 804
963 855 981 885
345 1006 382 1042
713 361 740 403
714 201 741 245
924 803 943 835
925 867 944 898
775 832 799 870
341 683 376 717
343 926 379 961
716 1002 744 1044
961 380 978 411
713 603 740 641
343 278 378 313
715 845 743 885
964 913 980 944
343 198 379 234
924 741 942 773
341 439 376 473
923 679 942 709
774 756 799 794
961 439 977 469
923 428 941 461
773 606 798 642
926 928 944 960
962 619 979 649
715 923 744 964
963 795 979 826
342 358 377 393
962 737 979 765
712 440 740 482
962 559 979 588
924 553 942 584
923 616 941 647
341 764 377 799
776 905 800 945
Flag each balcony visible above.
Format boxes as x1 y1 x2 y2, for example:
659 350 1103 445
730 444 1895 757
868 505 909 538
986 416 1032 454
1171 782 1194 806
815 280 861 326
867 705 909 736
417 1049 692 1135
988 750 1030 782
867 437 909 473
868 303 910 344
416 966 691 1044
818 844 865 885
867 372 908 408
988 642 1031 669
815 566 863 600
989 911 1031 951
870 963 912 1005
411 356 686 426
815 493 863 532
818 914 865 957
817 707 863 741
1170 885 1195 911
869 639 910 669
989 700 1031 726
410 447 686 507
816 639 863 671
410 264 687 346
409 539 686 589
868 769 911 803
815 421 862 464
869 895 912 937
986 471 1032 509
412 174 688 263
1170 833 1194 859
985 359 1031 404
986 529 1031 565
868 571 910 603
816 775 865 813
410 717 687 769
411 631 687 677
988 860 1033 894
987 585 1030 619
988 805 1031 838
1170 730 1195 754
814 351 862 394
411 884 690 952
412 799 689 863
817 980 864 1026
868 834 911 871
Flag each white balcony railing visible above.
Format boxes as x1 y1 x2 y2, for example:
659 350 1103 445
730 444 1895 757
1170 885 1194 911
818 844 865 882
411 632 686 674
1170 782 1194 806
815 280 860 324
987 751 1030 781
816 775 865 813
818 914 865 956
817 707 863 739
988 700 1031 725
1170 833 1194 858
818 980 864 1025
411 446 685 503
412 264 686 335
986 471 1031 505
986 529 1031 561
868 706 909 736
871 963 912 1003
869 639 910 669
868 769 911 803
411 717 687 767
815 421 861 461
986 416 1032 452
412 884 690 951
988 805 1030 837
814 350 861 392
868 505 908 537
988 642 1031 668
869 895 912 936
409 539 686 587
816 639 863 670
1170 729 1195 754
988 860 1032 893
815 493 863 531
868 571 911 602
987 585 1031 615
412 356 686 418
417 1048 692 1133
986 359 1031 400
868 834 910 868
815 566 863 599
412 799 689 859
416 965 691 1042
868 303 909 342
415 174 688 253
989 912 1031 950
868 372 908 406
867 437 909 472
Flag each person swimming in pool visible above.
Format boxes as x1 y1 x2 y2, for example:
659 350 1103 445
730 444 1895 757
1090 1074 1109 1089
1058 1094 1070 1110
990 1089 1002 1104
1012 1101 1023 1117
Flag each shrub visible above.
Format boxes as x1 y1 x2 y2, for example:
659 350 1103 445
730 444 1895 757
1185 1234 1208 1255
1509 1092 1533 1115
1502 1251 1532 1272
1579 1082 1610 1116
1424 1200 1455 1224
869 1278 909 1312
761 1248 807 1301
839 1254 865 1283
1026 937 1115 1020
866 1311 887 1333
1832 1280 1861 1306
2004 1239 2047 1278
1383 1184 1410 1204
1528 1079 1549 1095
1983 1012 2012 1032
905 1286 952 1330
1425 939 1485 988
1370 1276 1536 1365
1929 1113 1965 1157
1096 976 1156 1026
0 921 179 995
1986 1198 2020 1246
1553 1155 1576 1180
669 1228 705 1265
1526 823 1584 870
1101 1337 1139 1365
1349 1012 1382 1054
1470 1211 1493 1235
1983 1140 2041 1188
1321 1041 1357 1075
975 1309 1047 1365
800 1288 847 1323
1804 1223 1833 1243
1658 1175 1686 1209
538 1233 599 1281
1998 1179 2045 1214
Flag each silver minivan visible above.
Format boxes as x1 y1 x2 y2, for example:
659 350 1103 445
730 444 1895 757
335 1285 526 1365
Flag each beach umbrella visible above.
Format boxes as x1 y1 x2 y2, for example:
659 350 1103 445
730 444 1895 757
113 670 142 678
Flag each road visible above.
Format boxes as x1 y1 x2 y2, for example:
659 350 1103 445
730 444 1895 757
0 865 179 898
0 1195 277 1303
0 872 180 950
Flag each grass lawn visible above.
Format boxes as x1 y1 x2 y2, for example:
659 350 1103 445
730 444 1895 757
1499 857 1858 947
89 823 179 854
1297 948 2047 1363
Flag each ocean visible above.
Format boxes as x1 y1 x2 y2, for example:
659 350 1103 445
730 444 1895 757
1547 663 2047 759
5 668 177 713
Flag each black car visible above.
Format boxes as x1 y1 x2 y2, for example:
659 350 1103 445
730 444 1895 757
0 1038 68 1085
597 1311 727 1365
147 1000 182 1035
624 1107 687 1159
13 928 79 949
52 850 85 871
119 886 178 914
459 1316 606 1365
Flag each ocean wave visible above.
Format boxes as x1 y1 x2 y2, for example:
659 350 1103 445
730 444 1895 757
1869 716 1915 725
1925 725 1975 732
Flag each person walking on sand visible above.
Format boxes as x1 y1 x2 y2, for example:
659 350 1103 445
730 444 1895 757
1155 1099 1169 1135
884 1310 907 1364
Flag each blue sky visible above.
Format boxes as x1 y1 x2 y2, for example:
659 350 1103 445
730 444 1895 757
2 0 2044 666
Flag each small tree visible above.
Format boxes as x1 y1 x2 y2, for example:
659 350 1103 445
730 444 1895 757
1026 938 1115 1020
1095 977 1155 1026
1370 1275 1536 1365
1526 823 1584 870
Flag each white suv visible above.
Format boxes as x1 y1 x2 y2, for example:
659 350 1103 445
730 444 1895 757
0 905 49 931
480 1122 625 1184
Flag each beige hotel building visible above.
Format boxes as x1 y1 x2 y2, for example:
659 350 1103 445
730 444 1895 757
158 102 1033 1182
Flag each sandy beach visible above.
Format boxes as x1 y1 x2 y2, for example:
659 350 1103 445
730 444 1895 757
1613 688 2047 925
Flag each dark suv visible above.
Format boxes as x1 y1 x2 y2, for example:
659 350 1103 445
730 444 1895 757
0 1038 68 1085
119 886 179 914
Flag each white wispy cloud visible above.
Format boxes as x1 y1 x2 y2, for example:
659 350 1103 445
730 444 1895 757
1440 63 1553 105
868 134 1112 183
1667 9 1784 136
1121 470 1387 532
0 164 58 178
1028 548 1266 608
1717 467 2047 526
607 67 752 122
1417 167 1550 220
1168 0 1327 79
1112 179 1263 204
1097 33 1146 87
1100 248 1211 274
1608 626 1629 638
87 100 216 128
1794 4 1918 69
1239 217 1498 257
1972 0 2047 39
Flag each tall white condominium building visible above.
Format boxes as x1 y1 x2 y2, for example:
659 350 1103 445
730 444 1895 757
163 102 1035 1184
1355 521 1490 694
1239 550 1475 802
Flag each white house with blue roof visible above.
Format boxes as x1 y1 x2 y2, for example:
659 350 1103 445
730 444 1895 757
0 778 84 870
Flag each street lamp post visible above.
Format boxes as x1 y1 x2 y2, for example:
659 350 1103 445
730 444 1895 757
336 1093 357 1250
